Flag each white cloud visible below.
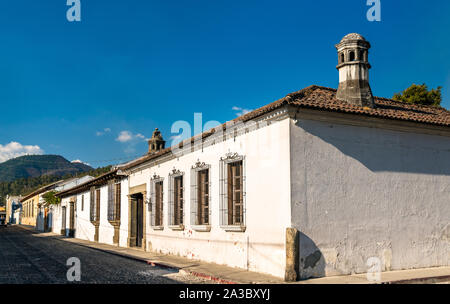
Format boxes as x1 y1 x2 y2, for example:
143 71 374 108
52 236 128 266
0 142 44 163
232 106 252 117
96 127 111 136
115 130 149 154
116 131 133 142
71 159 91 166
116 130 148 143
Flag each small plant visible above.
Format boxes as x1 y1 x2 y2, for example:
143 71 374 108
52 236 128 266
42 191 61 206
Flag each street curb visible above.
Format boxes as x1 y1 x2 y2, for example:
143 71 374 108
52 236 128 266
56 236 239 284
178 269 237 284
19 226 448 285
383 275 450 284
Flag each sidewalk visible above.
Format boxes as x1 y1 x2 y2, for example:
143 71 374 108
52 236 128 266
295 267 450 284
19 225 450 284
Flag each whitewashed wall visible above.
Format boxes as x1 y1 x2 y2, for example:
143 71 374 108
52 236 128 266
98 186 115 245
51 204 62 234
118 178 130 247
52 178 129 247
74 190 96 242
128 116 292 278
290 118 450 279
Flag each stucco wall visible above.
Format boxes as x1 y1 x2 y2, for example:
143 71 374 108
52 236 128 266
74 191 96 242
128 117 292 278
51 204 63 234
290 117 450 279
118 178 130 247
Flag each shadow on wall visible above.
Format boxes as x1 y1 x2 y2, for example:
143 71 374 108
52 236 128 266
298 232 325 279
297 120 450 175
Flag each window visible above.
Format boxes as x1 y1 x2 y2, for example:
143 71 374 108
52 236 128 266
197 170 209 225
220 153 246 231
81 195 84 211
349 51 355 61
150 175 164 228
107 180 121 222
228 161 243 225
169 170 184 228
190 161 211 229
90 187 100 222
340 53 345 63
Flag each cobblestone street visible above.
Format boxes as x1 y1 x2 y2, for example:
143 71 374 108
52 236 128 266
0 226 211 284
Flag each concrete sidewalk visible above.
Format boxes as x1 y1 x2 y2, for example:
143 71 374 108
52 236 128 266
19 225 450 284
296 267 450 284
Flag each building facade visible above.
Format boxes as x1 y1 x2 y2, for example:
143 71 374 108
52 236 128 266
20 194 39 227
54 171 129 247
14 33 450 281
5 195 21 224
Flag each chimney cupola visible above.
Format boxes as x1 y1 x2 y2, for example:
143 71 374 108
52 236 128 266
335 33 374 108
148 128 165 154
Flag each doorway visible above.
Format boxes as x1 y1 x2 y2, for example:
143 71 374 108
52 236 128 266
61 206 66 235
130 193 144 248
68 202 75 237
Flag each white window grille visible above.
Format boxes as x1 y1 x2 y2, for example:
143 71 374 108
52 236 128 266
190 161 211 229
107 180 121 222
89 187 95 222
168 169 184 229
90 187 101 222
219 153 246 231
150 174 164 228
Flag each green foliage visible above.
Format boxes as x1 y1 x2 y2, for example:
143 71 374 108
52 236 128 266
393 84 442 107
42 191 61 206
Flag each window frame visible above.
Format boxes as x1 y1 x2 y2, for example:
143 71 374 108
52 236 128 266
90 187 100 223
219 153 246 232
190 161 211 231
168 169 184 230
107 179 122 222
150 175 164 230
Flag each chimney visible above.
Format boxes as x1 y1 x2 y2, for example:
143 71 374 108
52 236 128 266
148 128 165 154
335 33 374 108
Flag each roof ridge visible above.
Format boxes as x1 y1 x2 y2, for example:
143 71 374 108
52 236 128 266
119 84 449 171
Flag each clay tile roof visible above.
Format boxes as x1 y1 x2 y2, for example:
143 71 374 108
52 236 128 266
285 85 450 127
119 85 450 170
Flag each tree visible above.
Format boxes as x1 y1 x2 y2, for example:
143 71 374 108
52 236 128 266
393 84 442 107
41 191 61 206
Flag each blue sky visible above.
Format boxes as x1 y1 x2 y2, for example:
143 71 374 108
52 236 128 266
0 0 449 168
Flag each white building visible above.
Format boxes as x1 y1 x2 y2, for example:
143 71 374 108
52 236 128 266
115 33 450 280
54 171 129 247
49 33 450 281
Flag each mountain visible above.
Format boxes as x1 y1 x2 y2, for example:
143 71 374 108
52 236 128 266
0 155 94 182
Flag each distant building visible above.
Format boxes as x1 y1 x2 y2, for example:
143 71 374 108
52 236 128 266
55 172 127 242
18 176 94 231
0 206 6 225
5 195 21 224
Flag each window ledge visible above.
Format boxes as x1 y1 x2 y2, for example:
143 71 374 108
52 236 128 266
191 225 211 232
151 225 164 231
169 225 184 231
221 225 246 232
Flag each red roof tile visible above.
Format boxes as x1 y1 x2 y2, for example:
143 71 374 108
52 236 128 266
120 85 450 170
